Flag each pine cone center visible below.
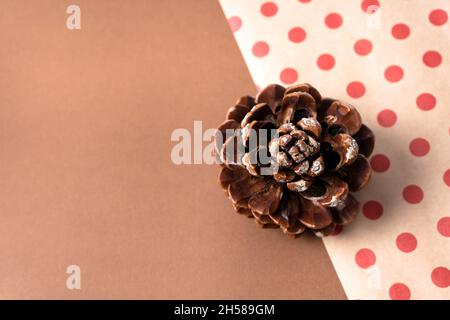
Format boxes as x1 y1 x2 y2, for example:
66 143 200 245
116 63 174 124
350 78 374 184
270 122 322 178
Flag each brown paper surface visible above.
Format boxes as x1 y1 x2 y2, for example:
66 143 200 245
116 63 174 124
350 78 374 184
0 0 345 299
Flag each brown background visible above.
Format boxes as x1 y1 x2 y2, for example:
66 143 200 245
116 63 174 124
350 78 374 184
0 0 345 299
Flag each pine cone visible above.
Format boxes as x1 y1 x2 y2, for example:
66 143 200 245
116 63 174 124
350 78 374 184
216 84 375 238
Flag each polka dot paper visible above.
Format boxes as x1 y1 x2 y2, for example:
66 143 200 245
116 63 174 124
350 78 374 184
220 0 450 299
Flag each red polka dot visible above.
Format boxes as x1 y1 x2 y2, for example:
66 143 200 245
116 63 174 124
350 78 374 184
298 0 311 3
370 154 390 172
355 248 376 269
228 16 242 33
437 217 450 237
280 68 298 85
409 138 430 157
361 0 380 13
431 267 450 288
384 65 404 82
377 109 397 127
346 81 365 98
252 41 269 57
429 9 448 26
402 185 424 204
317 54 335 70
423 51 442 68
331 224 342 236
389 283 411 300
288 27 306 43
443 169 450 187
391 23 410 40
325 13 343 29
362 201 383 220
354 39 372 56
396 232 417 253
260 2 278 17
416 93 436 111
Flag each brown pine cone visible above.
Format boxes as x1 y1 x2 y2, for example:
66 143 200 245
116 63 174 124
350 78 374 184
216 83 375 238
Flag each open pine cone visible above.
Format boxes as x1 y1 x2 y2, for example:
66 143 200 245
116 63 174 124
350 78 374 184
216 83 375 237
